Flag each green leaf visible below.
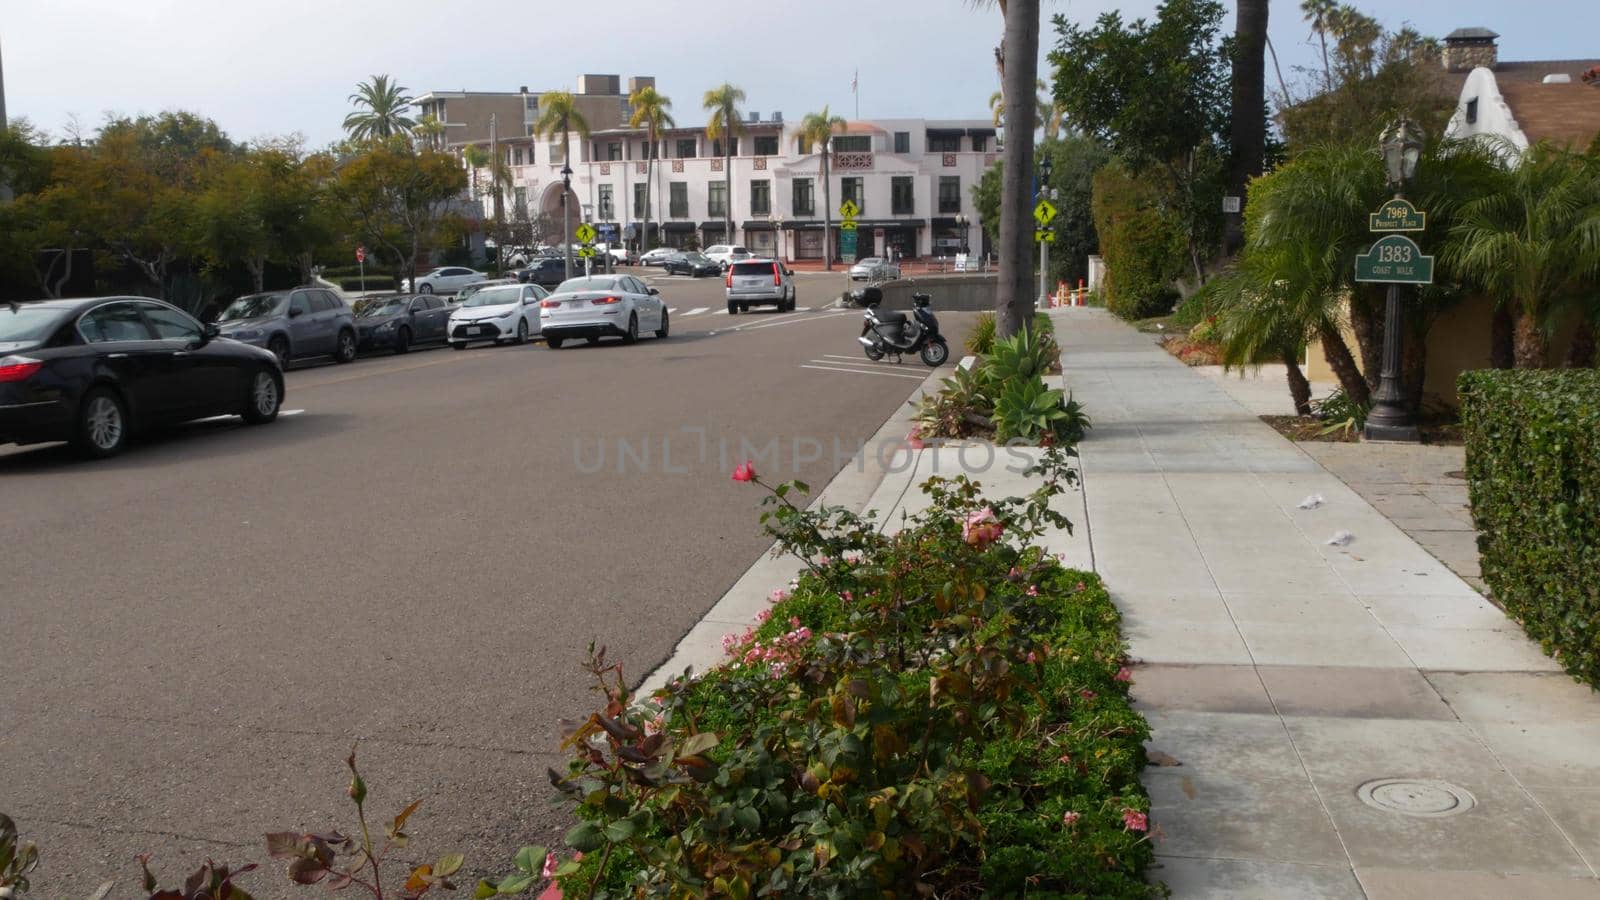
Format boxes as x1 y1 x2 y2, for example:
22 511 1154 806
497 873 537 894
565 821 605 852
679 731 720 757
513 845 547 875
434 853 464 877
475 879 498 899
733 805 761 832
604 818 637 841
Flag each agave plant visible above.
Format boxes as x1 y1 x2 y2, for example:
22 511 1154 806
992 378 1070 443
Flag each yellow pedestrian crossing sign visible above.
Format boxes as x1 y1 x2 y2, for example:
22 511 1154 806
577 246 596 259
574 223 597 243
1033 199 1057 227
839 199 860 219
1035 229 1055 243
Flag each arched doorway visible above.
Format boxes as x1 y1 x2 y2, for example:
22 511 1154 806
537 181 583 247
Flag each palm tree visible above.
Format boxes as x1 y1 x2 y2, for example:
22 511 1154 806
799 107 847 270
1447 142 1600 368
1209 269 1316 415
1228 0 1269 254
412 114 446 151
988 80 1057 135
463 143 514 266
629 86 675 253
996 0 1042 337
343 75 416 141
703 83 746 244
531 90 591 265
1301 0 1337 92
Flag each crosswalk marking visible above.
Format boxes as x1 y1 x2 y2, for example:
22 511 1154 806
712 308 728 315
684 307 708 316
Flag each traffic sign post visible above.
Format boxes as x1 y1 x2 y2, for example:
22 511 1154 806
838 200 860 264
356 246 366 294
1034 198 1057 309
574 223 599 273
1360 197 1432 442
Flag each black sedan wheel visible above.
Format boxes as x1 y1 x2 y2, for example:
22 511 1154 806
333 330 357 364
242 369 281 424
394 326 412 354
74 388 129 459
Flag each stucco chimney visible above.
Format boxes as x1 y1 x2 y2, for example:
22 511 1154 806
1443 27 1499 73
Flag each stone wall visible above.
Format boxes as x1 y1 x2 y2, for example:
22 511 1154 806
837 274 999 311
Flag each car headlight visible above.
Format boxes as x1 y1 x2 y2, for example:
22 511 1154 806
228 329 260 340
376 320 397 331
498 309 517 319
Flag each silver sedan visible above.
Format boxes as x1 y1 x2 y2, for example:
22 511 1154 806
849 257 901 282
539 274 668 349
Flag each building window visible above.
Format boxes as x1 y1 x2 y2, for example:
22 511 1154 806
891 177 914 215
832 135 871 152
750 180 771 215
634 183 648 218
1466 97 1479 124
708 182 728 217
754 135 779 156
676 138 697 158
894 131 910 154
938 176 961 214
514 186 527 210
842 177 864 215
927 133 960 153
971 135 987 152
512 146 524 166
670 182 688 218
606 142 623 161
713 138 739 156
793 178 815 216
550 142 566 164
598 184 614 220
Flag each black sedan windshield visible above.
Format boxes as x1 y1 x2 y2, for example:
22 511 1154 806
219 294 286 321
358 299 408 318
0 305 68 342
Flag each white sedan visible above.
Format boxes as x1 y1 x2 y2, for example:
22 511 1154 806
447 283 547 349
639 248 676 267
539 274 667 349
413 266 487 295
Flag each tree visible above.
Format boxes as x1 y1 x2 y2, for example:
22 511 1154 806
331 138 468 285
343 75 417 141
973 136 1108 286
988 80 1059 135
531 91 591 261
1051 0 1231 284
194 145 333 292
703 83 746 244
629 86 674 253
463 143 513 269
1227 0 1269 254
799 107 847 270
997 0 1041 337
1447 142 1600 368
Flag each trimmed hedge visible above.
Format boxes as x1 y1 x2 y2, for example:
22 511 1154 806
337 276 399 291
1460 369 1600 687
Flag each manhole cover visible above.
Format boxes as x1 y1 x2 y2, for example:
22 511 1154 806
1357 779 1476 818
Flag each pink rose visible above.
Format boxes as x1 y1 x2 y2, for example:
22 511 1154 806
1122 809 1148 833
1079 689 1097 700
907 428 925 450
1061 811 1081 827
1115 666 1132 682
731 460 757 482
543 852 559 878
961 507 1004 549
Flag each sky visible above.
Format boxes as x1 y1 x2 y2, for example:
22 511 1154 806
3 0 1593 148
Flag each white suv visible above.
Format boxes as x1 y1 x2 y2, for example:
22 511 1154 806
703 245 752 271
725 259 796 314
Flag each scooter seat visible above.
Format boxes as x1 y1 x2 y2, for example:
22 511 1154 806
875 310 908 326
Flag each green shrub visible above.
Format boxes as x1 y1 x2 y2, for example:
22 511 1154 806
552 453 1159 898
338 276 399 291
1171 278 1227 329
1091 160 1186 321
966 312 998 356
1460 369 1600 687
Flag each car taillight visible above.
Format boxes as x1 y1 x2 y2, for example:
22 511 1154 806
0 355 44 383
773 264 782 286
541 299 561 308
590 296 622 305
725 269 733 288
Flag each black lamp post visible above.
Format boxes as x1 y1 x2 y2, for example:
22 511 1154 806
955 213 969 255
1364 118 1424 442
561 162 574 280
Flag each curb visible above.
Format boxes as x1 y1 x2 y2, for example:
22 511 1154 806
636 362 951 696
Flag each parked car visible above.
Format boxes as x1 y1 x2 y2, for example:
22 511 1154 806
412 267 486 295
446 283 548 349
661 252 720 277
639 247 676 267
849 257 901 282
216 287 358 367
0 297 284 458
453 278 518 303
515 257 570 288
725 259 797 314
704 245 753 270
596 243 636 266
539 274 667 349
356 294 454 354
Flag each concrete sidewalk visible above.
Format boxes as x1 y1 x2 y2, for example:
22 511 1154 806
1055 307 1600 898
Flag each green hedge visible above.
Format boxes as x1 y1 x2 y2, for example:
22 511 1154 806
1460 369 1600 686
1090 160 1185 321
337 276 399 291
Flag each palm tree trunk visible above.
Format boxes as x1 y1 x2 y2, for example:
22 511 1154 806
1348 290 1383 393
642 131 654 253
723 143 732 242
996 0 1040 339
1318 320 1371 407
1281 344 1313 416
1566 319 1596 368
1490 302 1515 368
1513 310 1548 368
821 151 833 271
1226 0 1268 256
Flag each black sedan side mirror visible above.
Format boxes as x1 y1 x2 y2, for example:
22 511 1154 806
203 323 221 341
648 287 660 295
288 307 304 318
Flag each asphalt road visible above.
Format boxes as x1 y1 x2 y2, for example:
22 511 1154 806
0 270 975 894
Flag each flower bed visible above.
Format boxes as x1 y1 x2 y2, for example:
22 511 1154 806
549 451 1159 898
916 324 1089 445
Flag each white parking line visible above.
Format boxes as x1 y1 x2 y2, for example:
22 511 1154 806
712 308 728 315
794 306 811 312
798 364 928 380
684 307 709 316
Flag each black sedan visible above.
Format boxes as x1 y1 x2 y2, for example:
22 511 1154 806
662 252 720 277
0 297 284 459
356 293 453 354
515 257 570 288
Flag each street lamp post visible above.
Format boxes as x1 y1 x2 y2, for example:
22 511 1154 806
582 203 596 275
1363 118 1425 443
1035 155 1053 308
955 213 969 257
561 162 574 280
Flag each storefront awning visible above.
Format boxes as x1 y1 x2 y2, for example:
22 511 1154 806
661 221 697 232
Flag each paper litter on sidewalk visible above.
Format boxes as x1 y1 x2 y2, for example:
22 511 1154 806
1326 530 1354 547
1298 494 1325 509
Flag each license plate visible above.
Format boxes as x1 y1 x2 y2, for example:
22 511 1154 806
472 326 488 335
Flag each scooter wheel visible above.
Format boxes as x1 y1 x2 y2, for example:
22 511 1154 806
919 340 949 367
864 345 885 361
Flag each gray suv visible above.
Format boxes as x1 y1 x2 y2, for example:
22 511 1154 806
725 259 797 314
217 287 359 367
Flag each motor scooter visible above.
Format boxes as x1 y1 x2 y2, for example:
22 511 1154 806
853 287 949 367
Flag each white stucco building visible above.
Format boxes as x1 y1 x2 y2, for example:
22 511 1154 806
1439 28 1600 156
423 76 999 261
